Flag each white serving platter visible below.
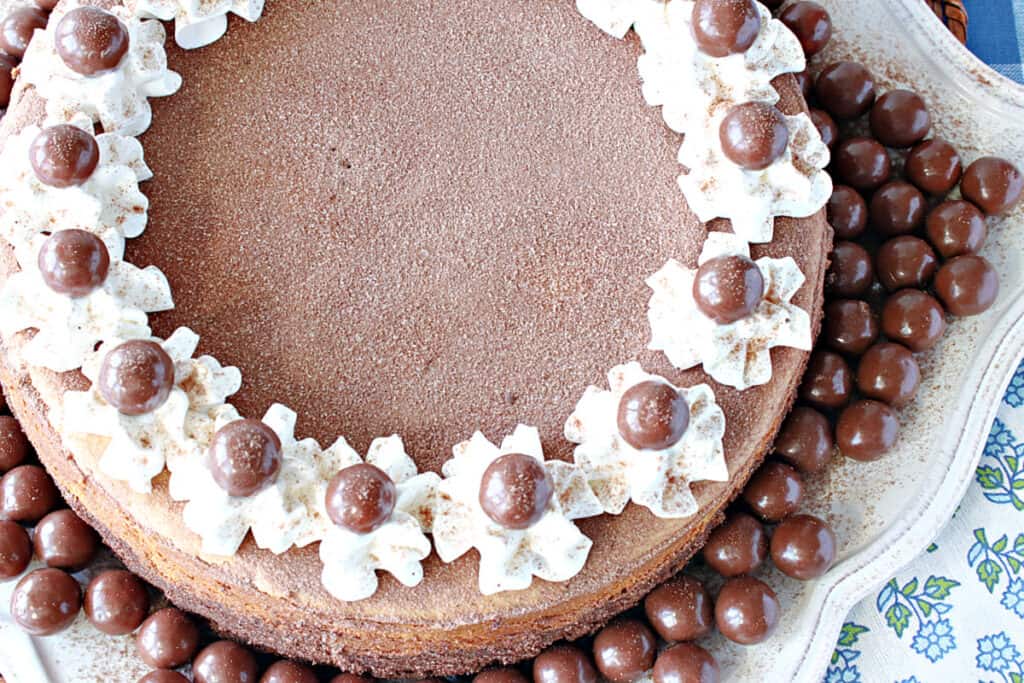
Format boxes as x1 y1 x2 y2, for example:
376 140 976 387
1 0 1023 681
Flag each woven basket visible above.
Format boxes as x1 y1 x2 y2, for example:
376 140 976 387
926 0 968 43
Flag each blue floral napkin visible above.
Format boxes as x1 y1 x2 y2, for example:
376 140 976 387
829 361 1024 682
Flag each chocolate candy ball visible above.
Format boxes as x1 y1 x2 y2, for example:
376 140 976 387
475 669 529 683
906 138 962 195
478 453 553 530
327 463 398 533
29 125 100 188
10 567 81 635
798 350 853 409
881 289 946 352
702 511 766 577
719 102 789 170
0 520 31 579
836 400 898 461
742 461 803 522
934 254 999 316
97 340 176 416
0 464 59 523
770 514 838 580
592 619 656 683
960 157 1024 215
652 643 720 683
644 575 714 642
826 241 874 298
875 236 937 291
856 342 921 408
834 137 891 190
533 645 598 683
84 569 150 635
38 229 110 297
55 6 129 76
778 2 831 57
0 415 30 473
139 671 189 683
617 380 689 451
715 576 780 645
823 299 878 356
794 69 812 100
827 185 868 240
693 254 765 324
261 661 319 683
34 509 99 570
773 406 833 474
208 418 282 498
869 90 931 148
0 56 13 108
193 641 259 683
329 676 373 683
137 608 200 669
869 181 926 236
691 0 761 58
0 7 47 59
815 62 876 120
809 108 838 149
925 200 987 258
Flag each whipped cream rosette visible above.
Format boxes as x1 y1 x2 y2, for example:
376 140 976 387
433 425 603 595
565 362 727 518
128 0 264 49
318 435 440 602
165 403 346 556
678 107 831 243
0 119 151 249
0 230 172 372
62 327 241 494
647 231 812 390
20 3 181 136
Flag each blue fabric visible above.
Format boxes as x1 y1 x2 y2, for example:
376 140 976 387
964 0 1024 83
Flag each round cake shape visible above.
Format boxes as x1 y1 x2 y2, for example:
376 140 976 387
0 0 829 675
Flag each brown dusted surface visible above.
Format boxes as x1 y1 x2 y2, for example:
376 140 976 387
133 0 698 469
0 0 830 676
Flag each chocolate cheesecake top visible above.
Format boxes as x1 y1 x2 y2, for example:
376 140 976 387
132 0 704 469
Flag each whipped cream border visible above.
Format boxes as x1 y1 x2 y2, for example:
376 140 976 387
0 0 825 598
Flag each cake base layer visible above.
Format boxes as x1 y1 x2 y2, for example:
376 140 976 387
0 0 830 675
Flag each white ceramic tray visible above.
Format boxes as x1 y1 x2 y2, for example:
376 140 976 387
1 0 1024 680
